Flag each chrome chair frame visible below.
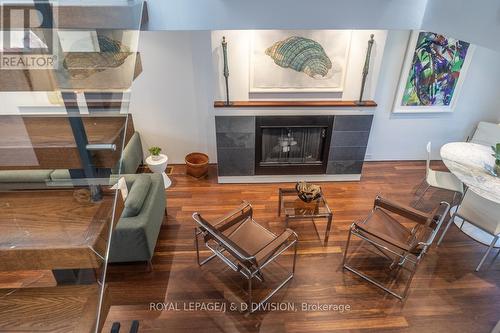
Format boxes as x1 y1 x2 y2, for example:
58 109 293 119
413 141 462 208
193 201 298 313
343 196 450 300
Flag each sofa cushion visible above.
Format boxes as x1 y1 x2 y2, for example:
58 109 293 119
109 173 166 263
0 170 53 183
113 132 143 175
122 174 151 218
49 169 72 180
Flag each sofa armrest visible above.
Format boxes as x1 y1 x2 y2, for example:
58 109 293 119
109 173 165 263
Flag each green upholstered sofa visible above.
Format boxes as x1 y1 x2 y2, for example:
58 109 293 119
108 132 167 263
109 173 166 263
0 169 54 183
0 131 144 184
0 131 166 264
114 131 144 175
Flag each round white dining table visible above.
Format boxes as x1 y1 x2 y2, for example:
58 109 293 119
440 142 500 247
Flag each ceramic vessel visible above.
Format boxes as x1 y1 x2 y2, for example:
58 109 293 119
185 152 209 178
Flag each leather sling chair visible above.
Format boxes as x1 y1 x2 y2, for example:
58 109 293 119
342 195 450 300
193 201 298 313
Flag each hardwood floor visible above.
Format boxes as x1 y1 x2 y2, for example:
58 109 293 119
104 161 500 333
0 285 109 333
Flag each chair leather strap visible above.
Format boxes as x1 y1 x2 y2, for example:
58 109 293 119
374 196 430 224
353 221 411 252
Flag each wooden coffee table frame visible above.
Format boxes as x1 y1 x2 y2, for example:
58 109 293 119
278 187 333 246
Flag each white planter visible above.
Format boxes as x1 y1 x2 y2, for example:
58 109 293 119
145 153 171 188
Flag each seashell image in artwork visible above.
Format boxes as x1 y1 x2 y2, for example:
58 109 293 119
63 34 132 79
265 36 332 79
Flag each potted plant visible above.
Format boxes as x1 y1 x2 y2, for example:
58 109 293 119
148 146 162 161
492 143 500 176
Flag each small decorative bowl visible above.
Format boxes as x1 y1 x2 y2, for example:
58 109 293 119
295 181 321 203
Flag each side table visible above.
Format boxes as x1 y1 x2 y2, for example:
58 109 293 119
145 154 171 189
278 187 333 246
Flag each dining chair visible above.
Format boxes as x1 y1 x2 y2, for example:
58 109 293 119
438 190 500 271
193 201 298 313
413 141 463 208
343 195 450 300
469 121 500 146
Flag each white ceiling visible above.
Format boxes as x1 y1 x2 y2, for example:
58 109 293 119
142 0 500 53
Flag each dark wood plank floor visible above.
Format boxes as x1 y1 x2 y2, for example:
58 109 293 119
104 161 500 333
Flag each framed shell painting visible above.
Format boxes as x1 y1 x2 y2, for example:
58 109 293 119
249 30 351 93
393 30 474 113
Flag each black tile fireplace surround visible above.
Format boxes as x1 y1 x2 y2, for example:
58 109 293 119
215 114 373 178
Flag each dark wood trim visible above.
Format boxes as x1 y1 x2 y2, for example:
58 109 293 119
214 100 377 108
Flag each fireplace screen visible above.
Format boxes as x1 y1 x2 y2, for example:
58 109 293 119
260 127 327 165
255 116 333 175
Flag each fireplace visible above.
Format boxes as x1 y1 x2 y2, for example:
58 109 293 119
255 116 333 175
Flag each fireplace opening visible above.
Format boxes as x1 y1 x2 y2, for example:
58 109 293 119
261 127 326 164
255 116 333 175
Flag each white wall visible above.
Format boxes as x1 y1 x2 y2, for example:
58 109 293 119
211 30 387 101
367 31 500 160
0 92 65 114
145 0 427 31
129 30 500 163
422 0 500 53
144 0 500 53
129 31 216 164
209 30 500 161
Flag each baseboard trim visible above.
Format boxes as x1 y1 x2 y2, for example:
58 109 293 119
218 174 361 184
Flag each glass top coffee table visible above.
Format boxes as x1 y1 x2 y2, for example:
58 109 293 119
278 187 333 246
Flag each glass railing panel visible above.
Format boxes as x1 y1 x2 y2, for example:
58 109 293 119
0 113 130 333
0 1 144 332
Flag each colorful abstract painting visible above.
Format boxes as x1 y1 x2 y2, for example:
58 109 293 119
401 32 470 107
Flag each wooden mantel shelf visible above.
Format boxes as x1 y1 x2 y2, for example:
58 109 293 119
214 100 377 108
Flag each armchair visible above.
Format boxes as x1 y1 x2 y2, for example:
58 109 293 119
342 196 450 300
438 189 500 271
193 202 298 313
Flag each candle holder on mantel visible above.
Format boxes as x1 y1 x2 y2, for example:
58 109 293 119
356 34 375 106
221 36 232 106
